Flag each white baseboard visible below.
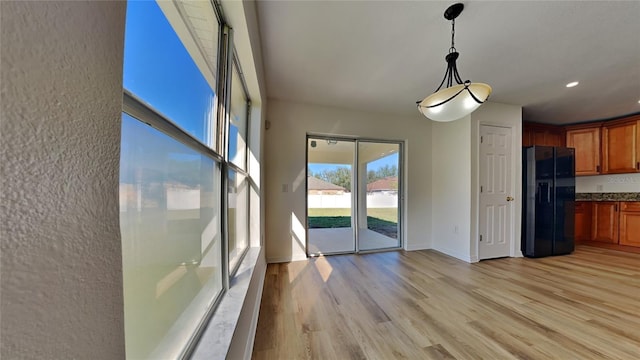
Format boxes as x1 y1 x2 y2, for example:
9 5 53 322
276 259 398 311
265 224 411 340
405 243 431 251
267 255 307 264
243 263 266 360
431 246 473 263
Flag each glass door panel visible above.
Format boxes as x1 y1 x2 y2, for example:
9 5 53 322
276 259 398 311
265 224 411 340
357 141 401 251
307 137 356 255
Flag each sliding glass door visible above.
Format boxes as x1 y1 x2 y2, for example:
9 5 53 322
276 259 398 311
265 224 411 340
357 141 401 251
307 137 356 255
306 136 402 256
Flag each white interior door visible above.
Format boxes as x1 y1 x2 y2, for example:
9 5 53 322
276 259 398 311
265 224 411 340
479 125 514 260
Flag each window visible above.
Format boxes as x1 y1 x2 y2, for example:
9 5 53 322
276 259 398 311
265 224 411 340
123 0 219 149
121 0 227 358
120 0 254 357
227 169 248 271
120 114 223 359
228 60 248 169
226 58 250 273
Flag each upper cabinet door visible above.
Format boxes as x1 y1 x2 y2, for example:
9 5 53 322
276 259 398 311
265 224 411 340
602 118 640 174
566 126 601 176
522 126 533 147
522 122 566 147
638 119 640 172
546 131 565 147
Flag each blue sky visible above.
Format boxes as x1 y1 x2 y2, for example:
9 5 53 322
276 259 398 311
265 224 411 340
309 153 398 174
124 1 236 151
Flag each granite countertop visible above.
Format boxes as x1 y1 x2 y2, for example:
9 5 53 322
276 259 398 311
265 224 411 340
576 193 640 201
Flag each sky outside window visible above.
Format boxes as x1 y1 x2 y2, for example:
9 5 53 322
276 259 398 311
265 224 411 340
123 0 217 147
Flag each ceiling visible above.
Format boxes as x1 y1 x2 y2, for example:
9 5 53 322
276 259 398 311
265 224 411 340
255 1 640 125
307 137 398 164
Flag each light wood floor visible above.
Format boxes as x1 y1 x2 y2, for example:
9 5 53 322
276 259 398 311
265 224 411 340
252 246 640 359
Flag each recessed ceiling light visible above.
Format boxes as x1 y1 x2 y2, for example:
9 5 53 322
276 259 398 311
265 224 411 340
566 81 579 88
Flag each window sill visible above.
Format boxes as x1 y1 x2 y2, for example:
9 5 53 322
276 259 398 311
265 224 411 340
190 246 263 360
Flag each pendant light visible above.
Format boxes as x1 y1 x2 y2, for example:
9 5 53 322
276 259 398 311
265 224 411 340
417 3 491 122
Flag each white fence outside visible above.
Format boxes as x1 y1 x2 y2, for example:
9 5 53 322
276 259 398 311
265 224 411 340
308 193 398 208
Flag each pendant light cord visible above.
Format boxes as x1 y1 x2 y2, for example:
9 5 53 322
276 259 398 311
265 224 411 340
450 18 456 53
433 16 463 93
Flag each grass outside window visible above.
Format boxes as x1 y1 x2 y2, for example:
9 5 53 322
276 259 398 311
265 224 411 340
308 208 398 239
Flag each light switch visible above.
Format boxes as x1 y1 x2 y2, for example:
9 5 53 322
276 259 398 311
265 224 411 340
282 184 288 193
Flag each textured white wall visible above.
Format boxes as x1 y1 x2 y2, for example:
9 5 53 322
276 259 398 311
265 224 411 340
265 100 433 262
430 116 473 261
0 1 126 358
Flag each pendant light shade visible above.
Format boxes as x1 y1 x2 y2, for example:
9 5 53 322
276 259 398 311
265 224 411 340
418 82 492 122
417 3 491 122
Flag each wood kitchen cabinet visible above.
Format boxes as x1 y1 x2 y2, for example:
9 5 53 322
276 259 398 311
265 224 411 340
574 201 592 242
619 202 640 247
578 201 640 252
565 124 601 176
523 122 565 147
544 131 565 147
601 117 640 174
591 201 619 243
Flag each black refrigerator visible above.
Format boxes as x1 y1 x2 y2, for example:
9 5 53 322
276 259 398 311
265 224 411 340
522 146 575 258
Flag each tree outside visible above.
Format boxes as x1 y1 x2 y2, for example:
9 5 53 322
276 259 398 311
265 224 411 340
308 164 399 190
308 166 352 191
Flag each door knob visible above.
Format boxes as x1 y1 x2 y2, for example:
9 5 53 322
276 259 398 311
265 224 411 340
506 196 514 202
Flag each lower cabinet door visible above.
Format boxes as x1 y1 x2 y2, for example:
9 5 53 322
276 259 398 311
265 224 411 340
619 202 640 247
574 202 592 242
591 202 618 243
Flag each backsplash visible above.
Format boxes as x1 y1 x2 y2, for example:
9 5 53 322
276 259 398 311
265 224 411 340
576 192 640 201
576 173 640 193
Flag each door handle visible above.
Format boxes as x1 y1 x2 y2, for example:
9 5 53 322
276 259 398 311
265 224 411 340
507 196 514 202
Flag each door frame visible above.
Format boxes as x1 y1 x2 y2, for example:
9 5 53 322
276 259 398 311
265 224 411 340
305 133 405 256
472 122 522 262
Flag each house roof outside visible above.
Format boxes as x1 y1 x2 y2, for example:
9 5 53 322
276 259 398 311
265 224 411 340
307 176 346 191
367 176 398 192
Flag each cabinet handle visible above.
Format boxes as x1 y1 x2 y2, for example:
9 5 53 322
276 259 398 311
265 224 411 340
637 162 639 170
596 165 600 173
615 204 618 212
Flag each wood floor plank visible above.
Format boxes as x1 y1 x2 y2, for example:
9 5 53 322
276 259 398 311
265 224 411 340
252 246 640 359
423 344 457 360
